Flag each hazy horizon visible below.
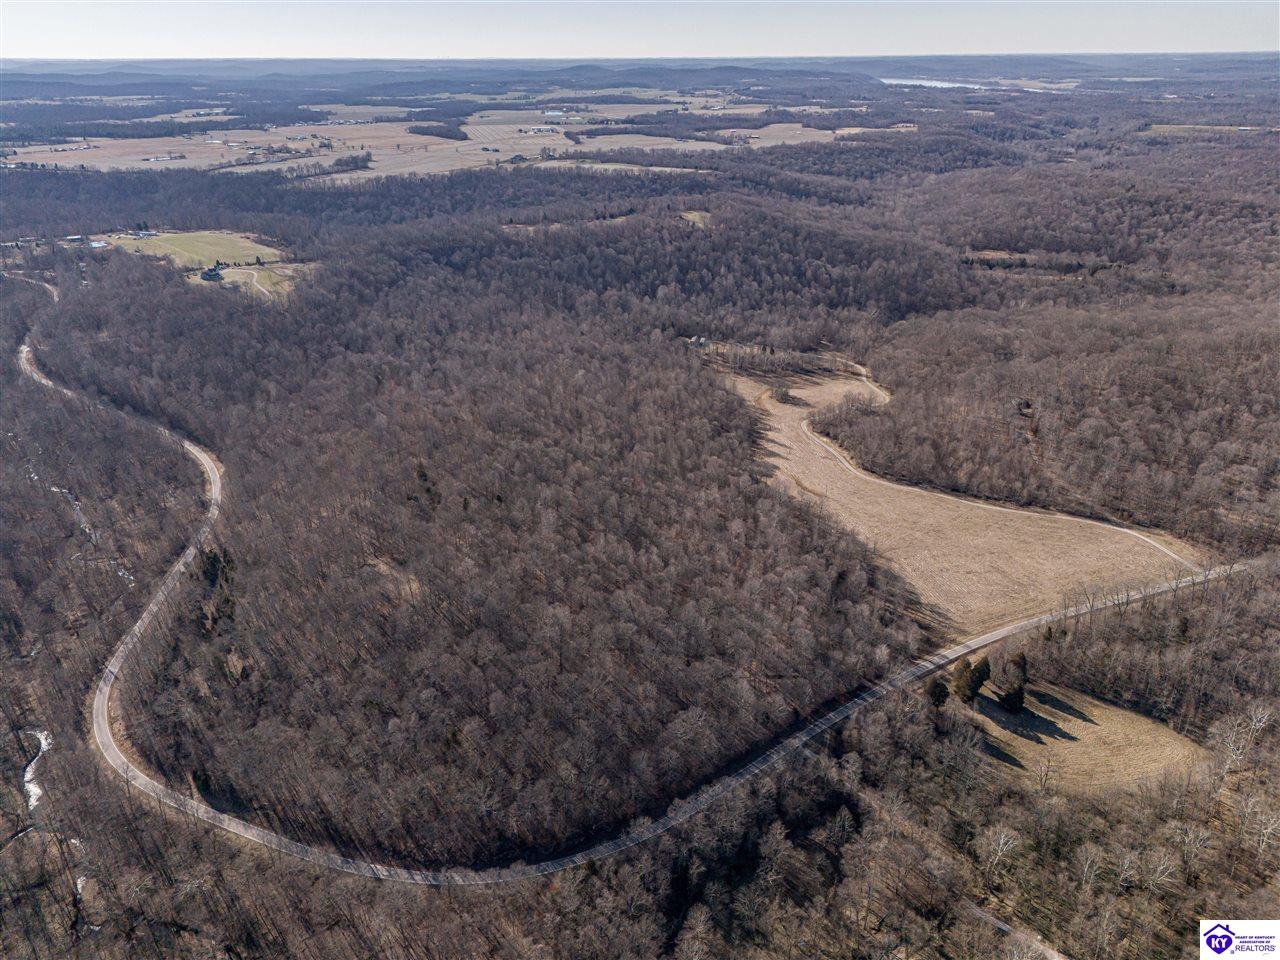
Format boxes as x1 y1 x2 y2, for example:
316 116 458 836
4 1 1277 61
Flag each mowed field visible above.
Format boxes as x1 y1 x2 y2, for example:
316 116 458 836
734 371 1203 635
717 122 917 146
101 230 281 268
975 683 1209 793
216 263 311 299
98 230 307 299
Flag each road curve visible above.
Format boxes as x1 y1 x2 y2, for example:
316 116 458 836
19 339 1242 886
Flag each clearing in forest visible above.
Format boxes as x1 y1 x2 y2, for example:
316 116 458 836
101 230 281 269
1144 123 1263 136
733 371 1203 635
216 263 311 299
975 683 1209 793
716 122 917 146
571 133 729 152
99 230 308 298
534 158 706 174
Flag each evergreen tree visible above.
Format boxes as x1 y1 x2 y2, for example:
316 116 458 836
972 655 992 691
1009 650 1029 684
926 675 950 708
952 659 976 703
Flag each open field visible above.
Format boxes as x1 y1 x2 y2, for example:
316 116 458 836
98 229 307 298
7 98 772 180
989 77 1080 91
975 683 1209 793
534 158 707 174
214 263 311 299
303 103 411 120
9 119 518 178
573 133 729 152
6 100 904 180
100 229 281 268
8 122 435 174
576 123 918 153
717 121 916 146
1144 123 1267 135
734 371 1203 634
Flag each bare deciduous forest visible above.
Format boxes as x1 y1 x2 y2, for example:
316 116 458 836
1 52 1276 959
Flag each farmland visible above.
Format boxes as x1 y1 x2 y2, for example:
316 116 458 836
1144 123 1268 135
4 93 918 182
99 230 281 269
5 94 775 180
718 121 917 145
94 229 306 298
533 157 707 173
734 370 1202 634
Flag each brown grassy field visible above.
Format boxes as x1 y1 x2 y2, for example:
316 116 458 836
10 97 769 181
214 263 311 299
573 133 729 152
10 101 915 181
11 121 451 175
534 158 707 174
716 122 916 146
733 371 1203 634
974 683 1209 793
11 117 563 180
1144 123 1266 136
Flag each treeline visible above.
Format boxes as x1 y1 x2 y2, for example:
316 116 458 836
0 165 711 251
814 296 1279 553
0 104 327 146
568 106 912 146
407 123 468 141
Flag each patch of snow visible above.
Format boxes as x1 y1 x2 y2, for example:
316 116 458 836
23 729 52 809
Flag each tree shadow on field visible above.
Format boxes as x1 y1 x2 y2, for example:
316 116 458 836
976 690 1080 746
982 738 1026 770
1028 686 1098 725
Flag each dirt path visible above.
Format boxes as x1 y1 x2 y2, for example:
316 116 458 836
219 267 270 297
18 331 1240 890
734 372 1203 634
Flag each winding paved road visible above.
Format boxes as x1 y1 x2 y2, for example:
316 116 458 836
17 337 1242 887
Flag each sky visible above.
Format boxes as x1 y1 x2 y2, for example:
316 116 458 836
3 1 1277 61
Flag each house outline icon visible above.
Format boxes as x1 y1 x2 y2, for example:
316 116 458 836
1204 924 1236 954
